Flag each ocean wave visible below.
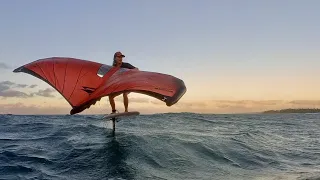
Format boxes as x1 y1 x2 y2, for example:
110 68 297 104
0 113 319 180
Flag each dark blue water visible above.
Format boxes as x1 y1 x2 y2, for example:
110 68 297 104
0 113 319 180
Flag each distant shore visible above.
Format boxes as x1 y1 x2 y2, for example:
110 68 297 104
262 108 320 114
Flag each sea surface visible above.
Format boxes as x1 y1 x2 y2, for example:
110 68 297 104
0 113 319 180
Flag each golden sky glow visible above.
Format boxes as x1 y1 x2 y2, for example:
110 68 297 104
1 91 320 115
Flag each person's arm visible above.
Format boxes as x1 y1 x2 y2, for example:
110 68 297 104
122 62 139 70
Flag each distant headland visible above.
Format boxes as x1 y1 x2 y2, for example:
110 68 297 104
262 108 320 114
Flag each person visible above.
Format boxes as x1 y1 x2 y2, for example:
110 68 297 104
109 51 138 114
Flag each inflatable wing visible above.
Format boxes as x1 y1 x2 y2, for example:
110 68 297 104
13 57 186 114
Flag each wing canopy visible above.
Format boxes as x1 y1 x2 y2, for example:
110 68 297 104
13 57 187 114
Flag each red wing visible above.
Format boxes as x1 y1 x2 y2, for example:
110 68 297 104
14 57 187 115
13 57 106 107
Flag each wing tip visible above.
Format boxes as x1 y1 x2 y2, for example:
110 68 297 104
166 80 187 106
13 66 25 73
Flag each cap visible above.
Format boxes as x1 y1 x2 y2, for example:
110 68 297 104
114 51 125 57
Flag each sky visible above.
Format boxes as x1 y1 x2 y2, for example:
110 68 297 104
0 0 320 114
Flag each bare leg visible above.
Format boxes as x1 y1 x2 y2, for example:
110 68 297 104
123 92 129 112
109 95 116 112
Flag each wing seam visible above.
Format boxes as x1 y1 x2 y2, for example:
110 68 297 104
68 63 84 100
53 61 57 87
36 63 48 82
62 60 68 93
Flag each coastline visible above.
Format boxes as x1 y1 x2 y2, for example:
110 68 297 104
262 108 320 114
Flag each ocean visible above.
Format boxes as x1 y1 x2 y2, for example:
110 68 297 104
0 113 319 180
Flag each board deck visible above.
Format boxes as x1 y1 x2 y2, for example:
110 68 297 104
103 111 140 119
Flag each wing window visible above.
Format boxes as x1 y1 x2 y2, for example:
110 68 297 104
97 64 112 77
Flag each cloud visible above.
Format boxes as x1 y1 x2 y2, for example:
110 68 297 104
29 84 37 88
0 102 121 115
0 81 30 98
205 100 320 113
0 90 32 98
211 100 285 108
0 81 56 98
0 81 29 89
137 99 320 114
31 88 56 97
150 99 207 108
0 81 15 87
16 84 28 88
210 100 320 108
175 101 207 108
0 103 69 115
104 98 320 114
0 81 31 98
150 100 163 105
0 84 10 91
0 63 10 69
288 100 320 106
2 99 320 115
